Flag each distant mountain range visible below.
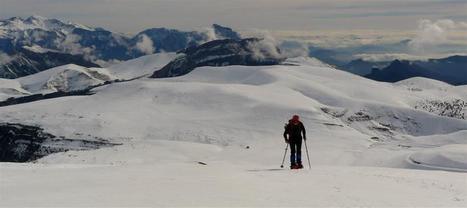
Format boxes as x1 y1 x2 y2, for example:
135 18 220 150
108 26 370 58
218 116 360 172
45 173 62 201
0 16 241 78
1 16 465 86
339 59 390 76
307 39 467 86
365 56 467 85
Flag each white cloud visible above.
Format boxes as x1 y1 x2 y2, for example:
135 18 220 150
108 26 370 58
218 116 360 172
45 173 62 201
135 34 155 55
355 53 430 62
244 30 311 58
409 19 467 53
2 0 466 33
276 41 309 58
355 52 467 62
61 33 92 55
201 27 217 42
244 30 283 60
0 52 14 64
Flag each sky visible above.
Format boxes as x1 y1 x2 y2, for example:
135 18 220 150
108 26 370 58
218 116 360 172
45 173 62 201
1 0 466 34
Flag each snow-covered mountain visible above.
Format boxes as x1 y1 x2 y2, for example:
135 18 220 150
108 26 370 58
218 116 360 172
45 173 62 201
0 16 241 78
1 49 466 206
0 47 100 79
0 37 287 100
0 52 178 101
152 38 284 78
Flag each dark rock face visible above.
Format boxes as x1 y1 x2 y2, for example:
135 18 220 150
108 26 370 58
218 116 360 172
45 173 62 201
72 28 134 61
415 99 466 120
151 38 284 78
0 48 100 79
133 28 204 53
0 88 94 107
212 24 241 40
0 123 54 162
365 56 467 85
416 56 467 85
0 123 119 162
130 24 241 54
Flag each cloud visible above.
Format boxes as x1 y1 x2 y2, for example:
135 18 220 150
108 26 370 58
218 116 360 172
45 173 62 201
244 30 311 59
3 0 466 33
200 27 218 42
0 52 15 64
355 53 431 62
355 52 467 62
278 40 309 58
408 19 467 53
60 33 93 55
135 34 155 55
244 30 283 60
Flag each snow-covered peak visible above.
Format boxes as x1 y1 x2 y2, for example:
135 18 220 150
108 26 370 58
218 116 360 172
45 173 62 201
0 16 94 34
24 15 48 24
0 52 175 97
18 64 113 93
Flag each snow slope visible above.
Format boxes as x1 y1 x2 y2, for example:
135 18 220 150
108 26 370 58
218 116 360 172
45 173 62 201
1 57 466 206
18 64 113 93
107 52 177 79
409 144 467 171
0 78 30 100
0 53 177 98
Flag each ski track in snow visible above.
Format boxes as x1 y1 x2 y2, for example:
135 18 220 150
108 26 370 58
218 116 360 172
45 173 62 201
1 55 467 206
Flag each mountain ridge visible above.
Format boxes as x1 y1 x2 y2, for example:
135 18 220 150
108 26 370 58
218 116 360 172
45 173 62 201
0 15 241 78
365 57 467 85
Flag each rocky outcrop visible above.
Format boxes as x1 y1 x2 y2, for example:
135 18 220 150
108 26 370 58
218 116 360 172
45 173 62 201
0 123 119 162
151 38 284 78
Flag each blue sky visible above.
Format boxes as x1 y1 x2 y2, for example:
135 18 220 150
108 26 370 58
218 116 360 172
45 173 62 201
1 0 466 33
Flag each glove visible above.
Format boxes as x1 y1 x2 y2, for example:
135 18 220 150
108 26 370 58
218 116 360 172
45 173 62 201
284 139 289 143
303 136 307 141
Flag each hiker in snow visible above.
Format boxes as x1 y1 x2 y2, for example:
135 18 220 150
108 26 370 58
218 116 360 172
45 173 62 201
283 115 306 169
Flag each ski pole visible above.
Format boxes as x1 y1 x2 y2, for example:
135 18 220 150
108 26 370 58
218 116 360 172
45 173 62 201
280 143 289 168
304 138 311 169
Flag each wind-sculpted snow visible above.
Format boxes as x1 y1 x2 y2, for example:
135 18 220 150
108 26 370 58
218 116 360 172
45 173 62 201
1 56 466 206
0 78 30 100
409 144 467 172
1 56 466 165
18 64 113 94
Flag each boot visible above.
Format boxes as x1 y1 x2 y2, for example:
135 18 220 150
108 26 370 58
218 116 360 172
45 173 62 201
297 162 303 169
290 163 298 169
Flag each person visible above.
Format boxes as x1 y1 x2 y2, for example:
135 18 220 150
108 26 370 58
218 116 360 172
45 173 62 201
283 115 306 169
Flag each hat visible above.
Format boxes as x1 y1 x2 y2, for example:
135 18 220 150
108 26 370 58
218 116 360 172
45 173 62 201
292 115 300 121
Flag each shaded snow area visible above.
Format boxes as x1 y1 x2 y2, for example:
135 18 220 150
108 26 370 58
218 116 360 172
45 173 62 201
409 144 467 171
0 57 466 206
